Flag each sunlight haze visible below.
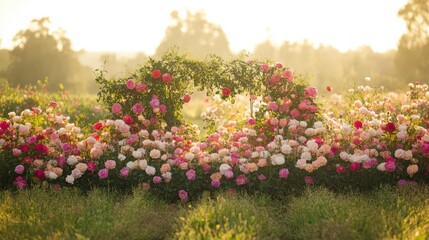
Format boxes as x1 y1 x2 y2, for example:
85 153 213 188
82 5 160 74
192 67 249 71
0 0 408 54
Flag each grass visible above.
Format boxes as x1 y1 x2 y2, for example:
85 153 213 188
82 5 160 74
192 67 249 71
0 185 428 239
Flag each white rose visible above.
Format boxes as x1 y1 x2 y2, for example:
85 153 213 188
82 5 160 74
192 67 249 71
301 152 312 161
185 152 195 161
219 163 231 174
65 175 75 184
377 163 386 171
118 153 126 161
126 161 136 169
281 144 292 154
272 154 285 165
139 159 148 170
132 151 142 159
67 155 78 165
145 166 156 175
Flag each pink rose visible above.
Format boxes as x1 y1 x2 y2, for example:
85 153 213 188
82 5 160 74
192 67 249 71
15 165 25 174
235 174 249 186
258 174 267 181
363 158 377 169
248 118 256 125
385 161 396 172
186 169 196 181
183 94 191 103
98 168 109 179
276 63 283 68
13 176 27 189
290 109 300 118
111 103 122 114
267 102 278 111
222 87 231 97
104 160 116 170
336 165 346 173
350 162 360 171
126 79 135 89
281 69 294 81
34 169 46 180
87 162 97 172
150 98 160 108
152 69 161 79
211 179 220 188
135 82 148 92
131 103 144 114
260 63 269 72
279 168 289 179
153 176 162 184
178 190 188 201
162 73 172 83
12 148 21 156
304 86 318 98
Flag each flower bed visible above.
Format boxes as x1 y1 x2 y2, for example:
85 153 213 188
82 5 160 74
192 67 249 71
1 52 428 201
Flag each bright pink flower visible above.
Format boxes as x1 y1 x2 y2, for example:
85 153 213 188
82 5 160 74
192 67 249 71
35 144 49 154
12 148 21 156
222 87 231 97
126 79 135 89
385 161 396 172
0 121 10 130
111 103 122 114
260 63 269 72
159 105 167 113
98 168 109 179
131 103 144 114
363 158 377 169
153 176 162 184
150 98 160 108
120 167 130 177
421 141 429 154
13 176 27 189
354 120 363 129
276 63 283 68
248 118 256 125
336 165 346 173
15 165 25 174
93 122 103 131
350 162 360 171
87 162 97 172
34 169 45 180
353 138 361 145
186 169 196 181
211 179 220 188
152 69 161 79
135 82 148 92
224 169 234 179
178 190 188 201
162 73 172 83
183 94 191 103
235 174 249 186
279 168 289 179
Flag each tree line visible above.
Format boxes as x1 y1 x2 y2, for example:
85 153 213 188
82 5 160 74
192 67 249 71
0 0 427 93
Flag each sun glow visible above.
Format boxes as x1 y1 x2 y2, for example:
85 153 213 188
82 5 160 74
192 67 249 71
0 0 408 54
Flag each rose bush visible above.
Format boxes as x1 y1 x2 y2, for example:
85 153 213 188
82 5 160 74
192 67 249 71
1 51 428 201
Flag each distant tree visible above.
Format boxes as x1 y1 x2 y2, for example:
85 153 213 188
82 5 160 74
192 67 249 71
253 40 277 60
155 11 231 58
5 17 91 91
396 0 429 83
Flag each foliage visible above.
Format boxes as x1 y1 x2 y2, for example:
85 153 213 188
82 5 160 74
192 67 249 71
155 11 231 58
396 0 429 84
4 17 92 92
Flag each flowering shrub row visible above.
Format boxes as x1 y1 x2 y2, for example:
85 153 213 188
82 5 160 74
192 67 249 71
1 53 428 201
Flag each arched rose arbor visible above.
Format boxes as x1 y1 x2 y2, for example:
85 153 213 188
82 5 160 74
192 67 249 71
0 50 427 201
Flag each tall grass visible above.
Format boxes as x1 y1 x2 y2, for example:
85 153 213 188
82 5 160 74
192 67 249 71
1 185 428 239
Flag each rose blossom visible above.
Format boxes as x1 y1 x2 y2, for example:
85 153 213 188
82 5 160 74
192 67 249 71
162 73 172 83
131 103 144 114
178 190 188 201
153 176 162 184
304 86 318 98
279 168 289 179
152 69 161 79
183 94 191 103
119 167 130 177
211 179 220 188
407 164 418 176
145 166 156 175
186 169 196 181
111 103 122 114
221 87 231 97
126 79 135 89
98 169 109 179
235 174 249 186
14 176 28 189
104 160 116 170
14 165 25 174
135 82 148 92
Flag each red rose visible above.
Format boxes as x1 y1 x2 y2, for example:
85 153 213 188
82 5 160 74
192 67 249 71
354 120 363 129
93 122 103 131
385 122 396 133
122 115 134 125
183 94 191 103
222 87 231 97
152 69 161 79
162 73 172 83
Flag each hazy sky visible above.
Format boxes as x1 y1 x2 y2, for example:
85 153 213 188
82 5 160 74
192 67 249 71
0 0 408 54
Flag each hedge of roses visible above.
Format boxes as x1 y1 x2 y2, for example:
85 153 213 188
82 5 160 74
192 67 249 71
1 51 428 201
